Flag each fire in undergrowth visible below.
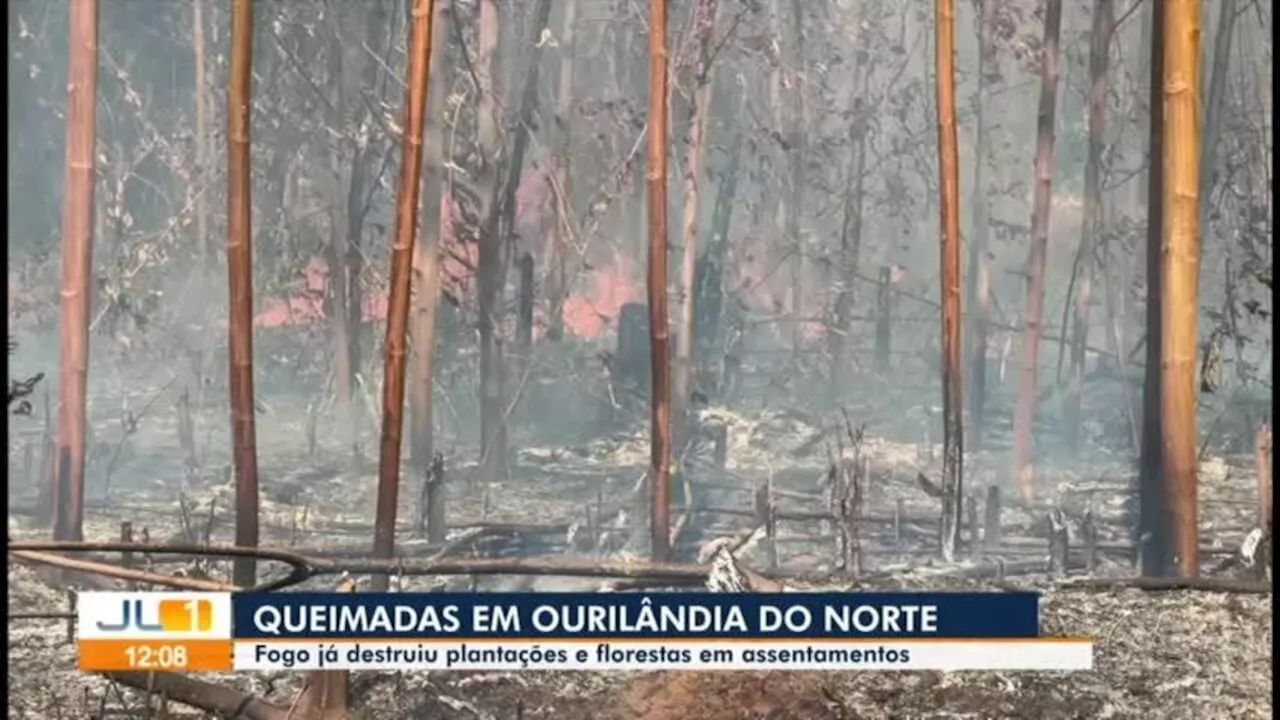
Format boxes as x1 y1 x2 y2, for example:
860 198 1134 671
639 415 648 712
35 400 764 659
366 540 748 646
248 194 896 345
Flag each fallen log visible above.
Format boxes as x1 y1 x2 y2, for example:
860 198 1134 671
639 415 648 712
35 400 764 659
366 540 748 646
10 550 237 591
105 671 288 720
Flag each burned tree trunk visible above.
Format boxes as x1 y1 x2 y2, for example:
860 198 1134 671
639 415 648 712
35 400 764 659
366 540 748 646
673 0 720 440
52 0 99 543
409 0 450 544
1138 0 1167 578
764 0 790 349
373 0 439 586
830 90 869 392
1198 0 1236 233
226 0 261 586
697 122 743 367
965 0 998 451
1011 0 1063 505
647 0 674 562
785 0 808 352
934 0 965 562
1159 0 1201 578
1064 0 1114 454
192 0 209 263
325 13 358 466
546 0 578 342
517 253 535 348
475 0 506 484
186 0 216 422
485 0 555 466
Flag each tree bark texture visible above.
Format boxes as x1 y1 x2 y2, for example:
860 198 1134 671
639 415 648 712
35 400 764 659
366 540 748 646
226 0 261 586
53 0 100 543
1011 0 1063 504
409 0 451 544
372 0 439 585
1064 0 1114 454
934 0 965 562
1159 0 1202 578
647 0 674 562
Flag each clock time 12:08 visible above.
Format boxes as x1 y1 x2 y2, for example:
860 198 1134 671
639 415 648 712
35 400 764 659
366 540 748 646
123 643 190 670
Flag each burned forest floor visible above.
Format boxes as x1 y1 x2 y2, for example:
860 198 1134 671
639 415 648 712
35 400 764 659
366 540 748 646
8 562 1274 720
6 359 1275 719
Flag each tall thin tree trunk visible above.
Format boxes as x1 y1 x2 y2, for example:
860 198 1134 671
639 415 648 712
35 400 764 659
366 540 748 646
193 0 208 263
1011 0 1063 504
475 0 506 483
786 0 807 353
345 1 389 430
1138 0 1167 578
372 0 438 586
830 84 869 392
965 0 998 451
226 0 261 587
326 15 357 466
1160 0 1201 578
409 0 451 543
546 0 578 342
646 0 673 562
188 0 215 414
934 0 965 562
1197 0 1236 232
766 0 788 346
487 0 554 462
1102 236 1141 451
1064 0 1114 454
52 0 100 543
344 0 390 411
672 0 719 437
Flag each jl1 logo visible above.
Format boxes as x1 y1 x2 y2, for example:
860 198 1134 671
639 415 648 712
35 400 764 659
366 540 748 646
96 598 213 633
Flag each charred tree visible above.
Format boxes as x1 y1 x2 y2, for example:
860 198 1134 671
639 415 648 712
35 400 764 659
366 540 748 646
830 85 869 393
193 0 209 263
52 0 99 543
673 0 720 440
1197 0 1236 232
698 126 742 360
517 253 535 348
409 0 451 544
325 10 358 466
934 0 965 562
647 0 674 562
486 0 554 451
187 0 216 415
1138 0 1168 577
1160 0 1201 578
475 0 506 484
1011 0 1063 505
546 0 579 342
344 1 391 414
226 0 261 586
764 0 789 348
964 0 998 451
1063 0 1114 454
785 0 808 352
373 0 439 586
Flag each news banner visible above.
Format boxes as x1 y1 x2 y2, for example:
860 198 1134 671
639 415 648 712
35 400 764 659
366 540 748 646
76 591 1093 672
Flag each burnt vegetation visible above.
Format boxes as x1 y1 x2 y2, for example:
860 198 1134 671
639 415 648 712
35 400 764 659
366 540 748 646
7 338 45 416
5 0 1273 718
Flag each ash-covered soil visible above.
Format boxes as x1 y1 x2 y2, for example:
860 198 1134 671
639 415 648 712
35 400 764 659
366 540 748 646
7 368 1273 719
8 562 1272 720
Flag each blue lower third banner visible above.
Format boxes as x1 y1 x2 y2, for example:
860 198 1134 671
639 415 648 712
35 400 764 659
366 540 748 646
227 592 1093 671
